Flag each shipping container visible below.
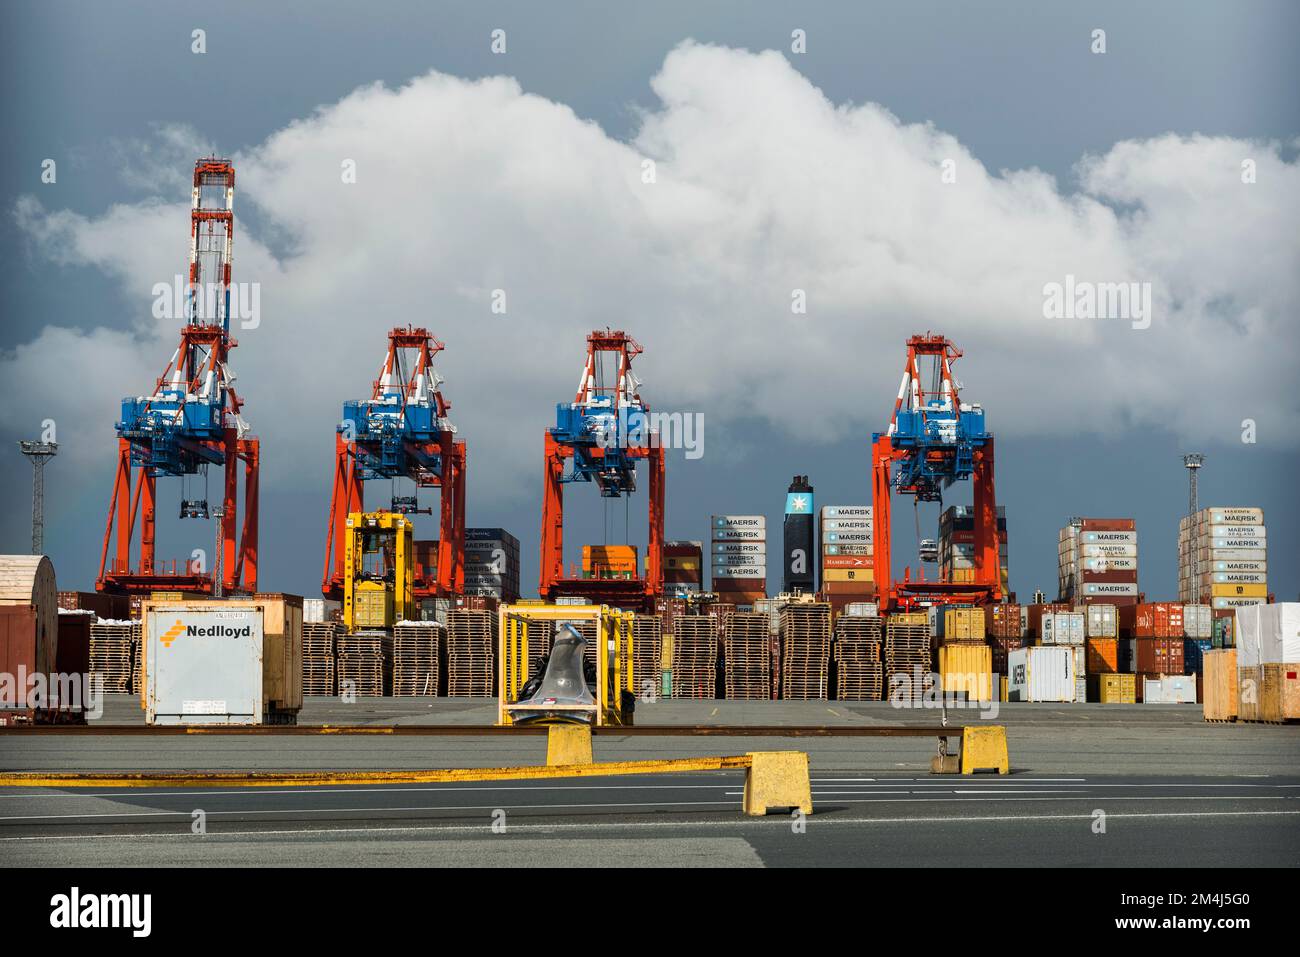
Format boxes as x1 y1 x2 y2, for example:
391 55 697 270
1126 638 1185 676
937 644 993 700
1007 646 1076 702
1090 672 1136 704
1141 675 1197 704
1085 637 1119 674
985 603 1024 639
1119 603 1184 638
144 603 266 725
1083 603 1118 638
1040 612 1084 645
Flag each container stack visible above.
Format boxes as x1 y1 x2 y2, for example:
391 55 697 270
1178 508 1268 613
1234 603 1299 722
833 615 884 701
984 603 1025 681
1182 603 1214 677
1082 604 1124 702
939 505 1008 589
1119 603 1186 702
670 615 719 698
884 612 931 702
301 622 337 696
819 505 874 615
89 621 135 693
412 539 440 596
711 516 767 609
932 607 992 701
335 633 390 697
445 610 496 696
778 602 832 700
723 612 772 699
464 527 521 601
663 541 703 599
391 621 444 696
1058 518 1139 605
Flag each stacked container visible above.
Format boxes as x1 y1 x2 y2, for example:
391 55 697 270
1178 507 1268 612
782 476 815 594
932 607 992 701
464 528 521 601
819 505 874 613
939 505 1008 588
1058 518 1138 605
663 540 704 598
1082 603 1122 701
711 516 767 608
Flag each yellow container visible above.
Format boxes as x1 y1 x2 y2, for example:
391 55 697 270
942 607 986 642
1209 583 1268 598
353 585 392 628
891 612 929 625
1096 672 1136 704
938 644 993 700
822 568 873 583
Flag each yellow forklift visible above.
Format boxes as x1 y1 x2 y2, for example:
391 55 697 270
342 511 414 633
497 603 637 727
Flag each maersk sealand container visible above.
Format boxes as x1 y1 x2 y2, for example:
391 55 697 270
783 475 815 593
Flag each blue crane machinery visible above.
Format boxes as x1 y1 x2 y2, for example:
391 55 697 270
871 333 1001 610
97 158 260 596
323 326 466 601
539 329 664 611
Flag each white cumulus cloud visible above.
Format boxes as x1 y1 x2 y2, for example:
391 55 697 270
4 42 1297 514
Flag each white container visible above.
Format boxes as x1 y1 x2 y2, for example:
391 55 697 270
1142 675 1197 704
1182 604 1212 639
1211 560 1266 573
1083 582 1139 597
1085 604 1118 638
711 552 765 567
821 505 872 518
843 602 879 617
1235 603 1300 667
1007 647 1076 702
1208 536 1266 550
712 541 765 555
1207 507 1264 525
1082 531 1138 546
821 519 872 531
1080 543 1138 558
1042 612 1085 645
712 566 766 579
711 527 765 542
145 606 264 726
712 515 765 531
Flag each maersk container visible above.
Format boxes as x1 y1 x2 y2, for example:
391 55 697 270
1007 646 1076 702
145 605 264 725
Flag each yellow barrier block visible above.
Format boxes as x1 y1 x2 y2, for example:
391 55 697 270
546 725 593 766
960 725 1009 775
742 751 813 816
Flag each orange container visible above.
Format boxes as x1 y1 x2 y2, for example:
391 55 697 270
1085 637 1119 674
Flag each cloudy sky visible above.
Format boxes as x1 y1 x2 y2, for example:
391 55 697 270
2 1 1297 601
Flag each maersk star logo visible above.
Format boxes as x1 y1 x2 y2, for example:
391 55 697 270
789 495 809 512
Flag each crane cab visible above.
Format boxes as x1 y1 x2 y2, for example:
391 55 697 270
342 511 414 633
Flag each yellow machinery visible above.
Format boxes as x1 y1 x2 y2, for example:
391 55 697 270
497 603 636 727
342 511 414 632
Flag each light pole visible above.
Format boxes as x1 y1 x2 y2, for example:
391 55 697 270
18 440 58 554
1183 453 1205 602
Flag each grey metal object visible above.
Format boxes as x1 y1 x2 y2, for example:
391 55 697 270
18 440 57 554
211 505 226 598
509 625 596 725
145 606 263 725
1183 453 1205 602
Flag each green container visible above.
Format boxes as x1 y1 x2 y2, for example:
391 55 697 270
661 669 671 698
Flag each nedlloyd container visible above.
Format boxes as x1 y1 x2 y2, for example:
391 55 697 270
145 604 264 725
1007 646 1076 702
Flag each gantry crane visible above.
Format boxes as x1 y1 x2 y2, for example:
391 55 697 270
323 326 466 602
871 333 1001 610
539 329 664 612
97 158 259 596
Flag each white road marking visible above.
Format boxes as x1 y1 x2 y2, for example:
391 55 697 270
0 808 1295 843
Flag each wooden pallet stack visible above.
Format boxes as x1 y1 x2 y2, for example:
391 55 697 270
89 621 135 693
446 610 496 697
779 603 833 700
335 632 390 697
392 622 444 696
670 616 718 698
884 614 932 702
833 615 885 701
723 612 772 699
631 614 663 697
302 622 337 696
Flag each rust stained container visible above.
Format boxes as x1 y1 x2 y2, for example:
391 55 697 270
985 603 1023 638
1129 637 1185 675
0 606 39 708
1076 518 1136 532
1119 602 1184 638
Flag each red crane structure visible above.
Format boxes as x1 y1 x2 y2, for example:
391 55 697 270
871 334 1001 611
97 158 259 596
539 330 664 612
322 326 466 601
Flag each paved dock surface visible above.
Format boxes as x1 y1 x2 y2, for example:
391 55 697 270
2 697 1296 866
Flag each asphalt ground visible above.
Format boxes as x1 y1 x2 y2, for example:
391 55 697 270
1 773 1296 867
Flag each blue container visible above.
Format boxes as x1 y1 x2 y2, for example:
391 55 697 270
1183 637 1214 675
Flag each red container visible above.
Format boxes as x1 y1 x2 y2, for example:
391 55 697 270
55 612 92 677
1131 637 1184 675
822 555 872 570
989 637 1026 674
985 604 1023 639
1078 570 1139 584
946 530 1009 545
0 606 38 708
1119 602 1184 638
1076 518 1136 532
57 590 130 619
